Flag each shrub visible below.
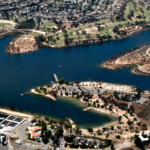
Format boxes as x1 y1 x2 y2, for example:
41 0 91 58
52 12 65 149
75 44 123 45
83 97 89 102
106 133 109 138
76 95 82 99
88 103 91 107
116 135 121 139
64 135 75 143
65 92 68 96
117 126 121 129
97 129 102 135
123 114 128 119
87 126 93 132
110 126 114 130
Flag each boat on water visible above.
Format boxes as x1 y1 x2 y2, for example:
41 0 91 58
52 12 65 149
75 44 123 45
59 65 61 68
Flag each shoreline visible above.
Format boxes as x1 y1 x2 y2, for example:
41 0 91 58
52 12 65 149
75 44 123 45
101 42 150 76
0 104 117 129
30 87 117 128
30 89 56 101
0 24 146 52
30 88 119 129
42 26 145 49
0 108 33 120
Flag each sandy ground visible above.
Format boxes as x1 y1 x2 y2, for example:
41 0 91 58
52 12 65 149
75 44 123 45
81 105 135 138
0 108 33 120
31 89 56 101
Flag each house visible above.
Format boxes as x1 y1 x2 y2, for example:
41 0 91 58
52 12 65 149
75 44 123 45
28 126 42 139
137 132 150 143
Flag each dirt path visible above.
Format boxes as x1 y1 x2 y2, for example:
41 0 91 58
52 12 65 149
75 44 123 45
116 138 133 150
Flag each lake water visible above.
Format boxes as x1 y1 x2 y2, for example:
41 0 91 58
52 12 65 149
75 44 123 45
1 30 150 127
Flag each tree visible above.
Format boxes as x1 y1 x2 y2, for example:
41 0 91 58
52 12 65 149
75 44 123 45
115 135 121 139
134 135 144 150
11 106 16 111
88 103 91 107
35 35 45 44
49 90 57 97
141 124 147 130
106 133 109 138
109 105 113 111
64 80 69 85
58 78 65 85
18 19 35 29
55 126 63 139
87 126 93 132
74 80 80 85
96 129 101 135
75 126 82 135
64 135 75 143
45 130 52 139
110 126 114 130
117 116 122 124
42 136 49 144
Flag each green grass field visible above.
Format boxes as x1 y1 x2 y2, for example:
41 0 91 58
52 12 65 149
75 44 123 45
30 32 41 37
40 21 57 32
0 23 13 28
46 1 150 45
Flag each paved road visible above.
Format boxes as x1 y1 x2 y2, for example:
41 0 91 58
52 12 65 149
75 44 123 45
0 145 8 150
0 19 17 26
18 120 31 139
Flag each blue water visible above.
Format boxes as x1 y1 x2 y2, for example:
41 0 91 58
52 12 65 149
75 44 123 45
0 30 150 127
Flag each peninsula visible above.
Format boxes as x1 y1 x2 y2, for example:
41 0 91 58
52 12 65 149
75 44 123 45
7 34 38 54
102 43 150 76
30 74 150 149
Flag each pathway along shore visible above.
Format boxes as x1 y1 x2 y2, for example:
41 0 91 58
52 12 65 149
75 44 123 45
0 108 33 120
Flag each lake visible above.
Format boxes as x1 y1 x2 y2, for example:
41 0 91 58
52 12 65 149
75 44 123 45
0 30 150 127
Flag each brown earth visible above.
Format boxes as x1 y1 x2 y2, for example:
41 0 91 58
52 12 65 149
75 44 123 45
7 35 38 54
132 102 150 126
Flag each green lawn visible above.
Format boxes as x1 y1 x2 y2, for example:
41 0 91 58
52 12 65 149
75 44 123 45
124 1 150 21
40 21 57 32
46 1 150 45
30 32 41 37
0 23 13 28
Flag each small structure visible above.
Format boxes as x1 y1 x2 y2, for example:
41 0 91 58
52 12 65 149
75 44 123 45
54 74 59 83
28 126 42 139
137 132 150 143
15 139 22 145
